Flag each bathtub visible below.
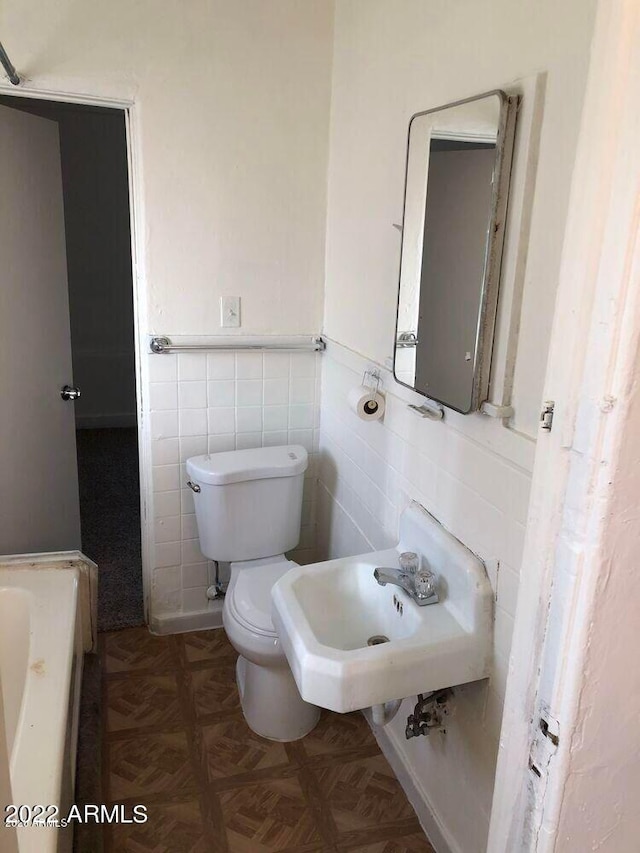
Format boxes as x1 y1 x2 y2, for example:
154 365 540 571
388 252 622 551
0 565 84 853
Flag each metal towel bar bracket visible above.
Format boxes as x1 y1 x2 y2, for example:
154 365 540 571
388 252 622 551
149 335 325 354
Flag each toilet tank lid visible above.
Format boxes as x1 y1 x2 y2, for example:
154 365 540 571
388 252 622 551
186 445 308 486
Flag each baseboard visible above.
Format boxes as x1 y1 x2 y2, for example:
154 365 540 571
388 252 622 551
76 413 137 429
363 708 460 853
149 600 224 635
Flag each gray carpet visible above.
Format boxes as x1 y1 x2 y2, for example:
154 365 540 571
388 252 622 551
76 427 144 631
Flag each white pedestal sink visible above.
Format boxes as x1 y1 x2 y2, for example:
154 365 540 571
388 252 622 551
272 502 493 713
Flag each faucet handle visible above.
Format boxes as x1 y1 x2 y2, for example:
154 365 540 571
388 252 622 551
399 551 420 574
414 569 438 600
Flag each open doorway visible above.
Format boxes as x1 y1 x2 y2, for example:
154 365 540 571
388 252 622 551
0 95 143 631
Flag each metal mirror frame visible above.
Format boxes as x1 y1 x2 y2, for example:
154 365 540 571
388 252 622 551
393 90 519 414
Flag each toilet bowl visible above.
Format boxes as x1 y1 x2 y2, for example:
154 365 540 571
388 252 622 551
186 445 320 741
222 555 320 740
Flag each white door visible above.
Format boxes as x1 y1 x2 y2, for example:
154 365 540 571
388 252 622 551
0 103 81 554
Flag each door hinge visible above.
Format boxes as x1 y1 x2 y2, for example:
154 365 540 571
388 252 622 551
540 401 555 432
528 713 560 779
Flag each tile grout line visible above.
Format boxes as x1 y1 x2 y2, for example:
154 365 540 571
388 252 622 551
285 740 341 850
171 633 229 852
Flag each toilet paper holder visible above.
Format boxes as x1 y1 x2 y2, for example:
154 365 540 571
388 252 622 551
362 368 382 400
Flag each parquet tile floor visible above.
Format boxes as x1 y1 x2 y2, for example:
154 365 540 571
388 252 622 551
102 626 436 853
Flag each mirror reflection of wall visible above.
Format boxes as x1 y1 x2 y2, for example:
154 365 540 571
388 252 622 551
394 91 517 413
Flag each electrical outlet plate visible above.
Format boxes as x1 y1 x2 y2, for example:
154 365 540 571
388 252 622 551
220 296 241 328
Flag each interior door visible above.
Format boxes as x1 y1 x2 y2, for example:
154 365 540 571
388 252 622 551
0 103 81 554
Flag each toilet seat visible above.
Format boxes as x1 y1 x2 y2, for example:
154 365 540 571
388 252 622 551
226 556 296 638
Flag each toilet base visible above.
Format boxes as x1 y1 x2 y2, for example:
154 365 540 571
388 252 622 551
236 655 320 742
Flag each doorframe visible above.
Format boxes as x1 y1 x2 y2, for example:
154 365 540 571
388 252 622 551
487 0 640 848
0 82 152 623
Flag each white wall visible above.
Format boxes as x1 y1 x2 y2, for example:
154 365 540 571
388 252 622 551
551 220 640 853
1 0 335 617
319 1 596 850
2 0 333 337
324 0 596 437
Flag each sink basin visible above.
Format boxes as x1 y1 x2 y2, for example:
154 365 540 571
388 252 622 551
272 503 493 713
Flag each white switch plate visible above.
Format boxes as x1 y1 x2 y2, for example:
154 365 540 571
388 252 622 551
220 296 241 328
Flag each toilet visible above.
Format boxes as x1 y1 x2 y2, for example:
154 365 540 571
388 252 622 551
186 445 320 741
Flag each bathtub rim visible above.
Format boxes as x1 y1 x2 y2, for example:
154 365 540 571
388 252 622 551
0 566 80 853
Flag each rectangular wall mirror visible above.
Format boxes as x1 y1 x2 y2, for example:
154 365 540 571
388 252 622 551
394 91 517 414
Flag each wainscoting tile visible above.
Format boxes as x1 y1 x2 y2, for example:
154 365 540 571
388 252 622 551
236 407 263 433
208 407 236 435
236 379 263 406
208 433 236 453
154 541 182 569
179 408 208 437
178 380 207 409
151 410 179 440
151 346 322 624
182 586 208 612
155 516 181 544
154 490 181 519
207 352 236 380
153 464 181 493
207 379 236 407
152 437 180 466
180 435 208 461
235 352 263 379
263 351 290 378
264 378 289 405
150 381 178 411
148 352 177 382
178 353 207 381
236 432 262 450
289 404 315 429
182 562 208 588
264 429 289 446
263 405 289 431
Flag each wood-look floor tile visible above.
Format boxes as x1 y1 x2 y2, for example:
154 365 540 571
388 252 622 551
301 711 378 760
200 715 290 781
98 627 435 853
105 673 182 732
103 626 178 674
189 664 241 717
337 829 435 852
108 731 197 800
218 773 324 852
314 753 419 834
108 798 210 853
184 628 238 666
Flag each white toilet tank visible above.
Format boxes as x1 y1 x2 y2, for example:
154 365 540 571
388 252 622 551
186 445 308 562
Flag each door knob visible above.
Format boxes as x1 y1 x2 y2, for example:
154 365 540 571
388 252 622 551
60 385 81 401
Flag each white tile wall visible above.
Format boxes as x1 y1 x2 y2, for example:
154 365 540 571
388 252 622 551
316 340 533 837
149 346 321 616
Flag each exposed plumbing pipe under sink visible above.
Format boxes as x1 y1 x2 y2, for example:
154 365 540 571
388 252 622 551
371 698 403 726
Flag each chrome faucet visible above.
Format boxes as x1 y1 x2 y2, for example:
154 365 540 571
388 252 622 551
374 552 439 607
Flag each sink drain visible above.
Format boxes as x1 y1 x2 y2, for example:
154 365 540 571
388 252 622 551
367 634 390 646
